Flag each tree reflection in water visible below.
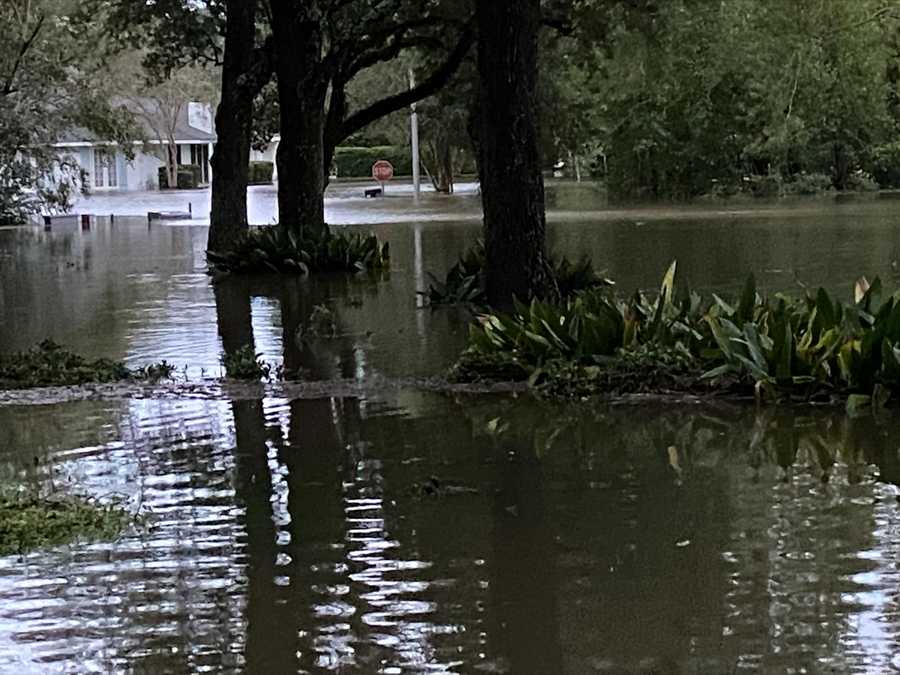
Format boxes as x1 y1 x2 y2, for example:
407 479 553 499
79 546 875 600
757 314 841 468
208 275 900 673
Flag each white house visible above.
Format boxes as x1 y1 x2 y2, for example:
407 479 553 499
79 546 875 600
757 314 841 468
54 102 216 192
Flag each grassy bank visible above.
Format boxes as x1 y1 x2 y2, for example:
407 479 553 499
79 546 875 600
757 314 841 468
452 263 900 410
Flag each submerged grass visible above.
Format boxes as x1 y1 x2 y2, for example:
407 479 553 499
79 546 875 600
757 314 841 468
0 340 175 389
454 261 900 407
0 490 129 556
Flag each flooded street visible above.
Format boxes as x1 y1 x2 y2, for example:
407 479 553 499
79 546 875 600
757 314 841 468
3 185 900 672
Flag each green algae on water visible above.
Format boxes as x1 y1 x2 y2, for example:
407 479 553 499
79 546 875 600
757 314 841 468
0 493 129 556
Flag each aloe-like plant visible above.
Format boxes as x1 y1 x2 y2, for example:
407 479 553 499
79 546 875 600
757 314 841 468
457 261 900 404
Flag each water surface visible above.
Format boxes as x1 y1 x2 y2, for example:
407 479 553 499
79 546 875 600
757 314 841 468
2 186 900 378
4 186 900 672
1 396 900 672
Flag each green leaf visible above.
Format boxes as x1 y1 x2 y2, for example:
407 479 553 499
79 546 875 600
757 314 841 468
701 363 733 380
846 394 872 417
712 294 735 317
737 273 756 323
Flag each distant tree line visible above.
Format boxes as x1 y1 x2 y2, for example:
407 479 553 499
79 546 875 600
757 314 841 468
348 0 900 201
543 0 900 198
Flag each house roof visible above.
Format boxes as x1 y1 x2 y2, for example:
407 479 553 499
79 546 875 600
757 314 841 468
57 100 216 146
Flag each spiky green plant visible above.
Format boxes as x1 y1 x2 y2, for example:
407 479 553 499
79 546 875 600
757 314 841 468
457 261 900 405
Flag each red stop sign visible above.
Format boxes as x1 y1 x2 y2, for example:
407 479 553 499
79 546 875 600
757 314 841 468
372 160 394 182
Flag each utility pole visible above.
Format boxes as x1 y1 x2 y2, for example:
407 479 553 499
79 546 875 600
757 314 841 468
409 69 421 198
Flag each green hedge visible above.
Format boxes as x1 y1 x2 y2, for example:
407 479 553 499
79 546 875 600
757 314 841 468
871 142 900 188
334 146 412 179
158 164 202 190
249 161 274 185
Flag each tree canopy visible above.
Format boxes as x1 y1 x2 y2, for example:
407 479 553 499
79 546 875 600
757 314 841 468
542 0 900 197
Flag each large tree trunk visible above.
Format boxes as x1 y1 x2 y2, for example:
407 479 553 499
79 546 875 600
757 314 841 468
275 89 327 239
271 1 328 240
476 0 557 307
208 0 257 252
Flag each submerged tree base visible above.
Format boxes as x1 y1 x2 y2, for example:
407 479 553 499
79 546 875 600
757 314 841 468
206 225 390 276
0 341 174 390
423 240 613 306
0 492 129 556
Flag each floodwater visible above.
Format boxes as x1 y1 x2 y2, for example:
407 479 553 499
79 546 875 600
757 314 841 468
2 184 900 672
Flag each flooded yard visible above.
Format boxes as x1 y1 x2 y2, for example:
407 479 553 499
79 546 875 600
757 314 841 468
2 185 900 672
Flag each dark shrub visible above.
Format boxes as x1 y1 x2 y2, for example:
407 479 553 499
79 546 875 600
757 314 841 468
249 161 274 185
870 142 900 188
334 146 412 178
783 172 833 195
158 164 202 190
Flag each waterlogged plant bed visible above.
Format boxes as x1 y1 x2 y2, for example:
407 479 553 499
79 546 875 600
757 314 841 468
0 490 129 556
207 225 389 276
0 340 174 389
423 240 613 305
453 262 900 410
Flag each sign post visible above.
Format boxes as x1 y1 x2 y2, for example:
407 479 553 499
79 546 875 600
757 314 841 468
409 69 421 198
372 160 394 196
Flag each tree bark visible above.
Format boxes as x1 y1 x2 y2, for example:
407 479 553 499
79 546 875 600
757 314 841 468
436 136 455 194
271 1 328 240
166 137 178 188
274 89 328 239
208 0 258 252
832 142 850 190
476 0 557 308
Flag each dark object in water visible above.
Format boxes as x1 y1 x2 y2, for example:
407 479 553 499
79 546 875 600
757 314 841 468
365 188 383 198
149 202 193 221
148 211 192 221
408 476 479 499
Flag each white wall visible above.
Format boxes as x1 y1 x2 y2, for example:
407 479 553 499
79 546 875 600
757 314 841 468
250 144 277 164
126 150 164 191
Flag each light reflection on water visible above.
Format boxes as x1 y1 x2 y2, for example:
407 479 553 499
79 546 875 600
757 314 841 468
1 397 900 672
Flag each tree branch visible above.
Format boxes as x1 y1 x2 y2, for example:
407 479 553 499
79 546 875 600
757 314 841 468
245 35 275 96
331 22 475 147
4 12 45 96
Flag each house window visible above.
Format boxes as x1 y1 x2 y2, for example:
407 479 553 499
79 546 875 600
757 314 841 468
93 148 117 188
189 144 210 184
